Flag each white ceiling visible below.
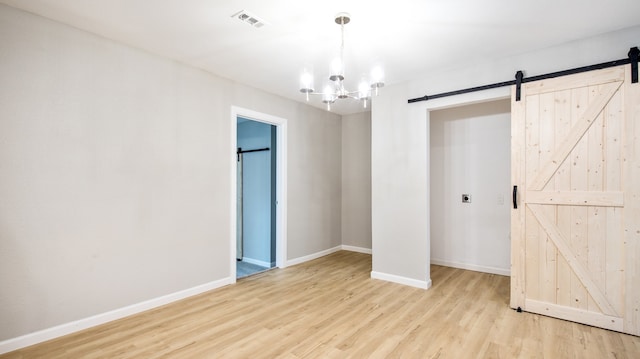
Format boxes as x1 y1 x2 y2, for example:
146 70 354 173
2 0 639 115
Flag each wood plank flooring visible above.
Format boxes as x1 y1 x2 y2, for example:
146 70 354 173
3 251 639 358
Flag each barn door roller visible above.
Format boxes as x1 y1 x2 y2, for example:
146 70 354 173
514 71 524 102
629 46 639 83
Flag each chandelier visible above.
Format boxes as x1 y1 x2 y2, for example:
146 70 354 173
299 13 384 111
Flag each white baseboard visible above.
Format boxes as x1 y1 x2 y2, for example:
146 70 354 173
370 271 432 290
341 245 372 254
240 257 272 268
430 258 510 276
0 277 234 355
286 245 342 266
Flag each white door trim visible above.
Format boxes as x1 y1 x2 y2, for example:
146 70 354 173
230 106 288 282
408 86 510 285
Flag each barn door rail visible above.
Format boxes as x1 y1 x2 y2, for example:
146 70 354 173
408 46 638 104
237 147 270 161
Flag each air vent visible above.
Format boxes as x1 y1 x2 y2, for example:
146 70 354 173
231 10 268 28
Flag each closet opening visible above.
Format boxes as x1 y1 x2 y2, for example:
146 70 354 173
429 99 511 276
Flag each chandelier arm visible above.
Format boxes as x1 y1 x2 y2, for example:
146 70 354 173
306 91 365 98
346 94 366 100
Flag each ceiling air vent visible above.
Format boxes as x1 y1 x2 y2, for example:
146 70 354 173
231 10 268 28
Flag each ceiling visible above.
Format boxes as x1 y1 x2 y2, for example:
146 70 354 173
2 0 639 115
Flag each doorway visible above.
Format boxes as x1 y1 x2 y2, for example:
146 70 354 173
429 99 511 276
236 118 276 278
230 106 288 281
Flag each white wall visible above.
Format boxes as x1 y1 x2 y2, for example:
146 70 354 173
430 100 511 275
371 84 430 289
237 120 274 266
341 112 372 251
372 24 640 288
0 4 341 343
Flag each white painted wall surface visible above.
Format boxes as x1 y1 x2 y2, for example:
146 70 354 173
430 100 511 275
237 120 274 265
341 112 372 251
371 84 430 289
0 4 341 343
371 25 640 288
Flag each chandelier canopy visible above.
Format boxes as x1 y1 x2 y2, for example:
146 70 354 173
299 13 384 111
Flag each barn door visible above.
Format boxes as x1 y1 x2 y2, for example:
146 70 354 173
511 65 640 335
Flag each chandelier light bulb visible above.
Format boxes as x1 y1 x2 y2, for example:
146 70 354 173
370 66 385 96
329 58 344 81
299 70 315 101
322 84 335 111
358 81 370 108
300 71 314 90
358 81 370 99
371 66 384 83
322 84 335 103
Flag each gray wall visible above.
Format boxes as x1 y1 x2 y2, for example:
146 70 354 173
341 112 372 250
286 107 343 258
0 4 341 341
237 119 274 265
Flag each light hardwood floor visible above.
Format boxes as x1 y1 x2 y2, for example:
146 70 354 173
3 251 639 358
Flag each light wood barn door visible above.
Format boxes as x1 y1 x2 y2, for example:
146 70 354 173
511 65 640 335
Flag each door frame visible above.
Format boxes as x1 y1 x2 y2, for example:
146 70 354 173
230 106 288 281
413 86 511 285
428 100 512 276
